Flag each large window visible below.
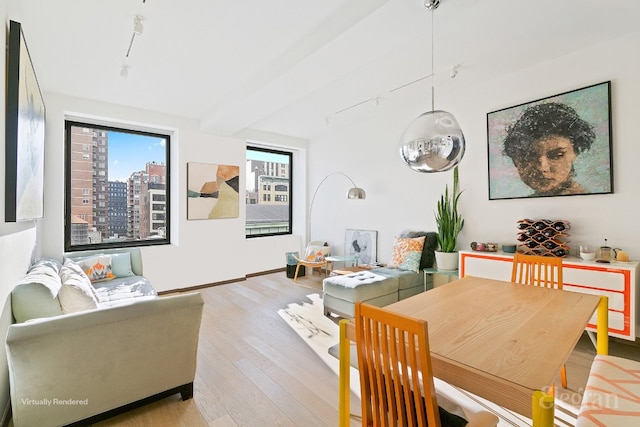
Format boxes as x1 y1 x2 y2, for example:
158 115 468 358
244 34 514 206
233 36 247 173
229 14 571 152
246 146 292 237
64 120 171 251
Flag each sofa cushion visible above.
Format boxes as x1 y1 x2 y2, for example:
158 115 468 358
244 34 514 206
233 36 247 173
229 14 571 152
93 276 158 306
373 267 424 291
110 252 135 278
58 260 99 314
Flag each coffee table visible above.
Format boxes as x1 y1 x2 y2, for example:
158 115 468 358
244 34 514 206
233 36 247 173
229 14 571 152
325 255 359 274
330 264 386 275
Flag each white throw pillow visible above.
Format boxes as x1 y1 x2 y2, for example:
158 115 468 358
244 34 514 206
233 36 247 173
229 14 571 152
58 260 99 314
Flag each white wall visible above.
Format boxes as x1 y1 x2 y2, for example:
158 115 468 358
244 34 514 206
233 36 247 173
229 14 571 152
309 31 640 263
38 94 305 292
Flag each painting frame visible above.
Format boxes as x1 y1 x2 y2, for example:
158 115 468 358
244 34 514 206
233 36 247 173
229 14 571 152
487 81 613 200
345 229 377 265
5 20 46 222
187 162 240 220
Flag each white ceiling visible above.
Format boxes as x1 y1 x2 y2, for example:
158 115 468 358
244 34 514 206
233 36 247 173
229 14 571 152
10 0 640 140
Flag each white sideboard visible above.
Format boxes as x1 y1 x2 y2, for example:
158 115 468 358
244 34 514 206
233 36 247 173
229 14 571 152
459 250 640 341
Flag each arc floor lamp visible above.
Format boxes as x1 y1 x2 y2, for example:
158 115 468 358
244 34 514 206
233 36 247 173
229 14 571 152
306 172 366 245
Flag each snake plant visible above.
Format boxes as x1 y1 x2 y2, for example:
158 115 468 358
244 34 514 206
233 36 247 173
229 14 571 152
435 166 464 253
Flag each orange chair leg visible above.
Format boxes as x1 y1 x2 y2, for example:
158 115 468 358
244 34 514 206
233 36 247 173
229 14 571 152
560 364 567 388
293 264 301 282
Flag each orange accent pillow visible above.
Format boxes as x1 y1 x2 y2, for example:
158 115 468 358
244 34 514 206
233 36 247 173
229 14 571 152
388 236 426 271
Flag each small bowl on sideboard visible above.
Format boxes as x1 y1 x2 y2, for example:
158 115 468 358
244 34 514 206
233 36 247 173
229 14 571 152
502 244 517 253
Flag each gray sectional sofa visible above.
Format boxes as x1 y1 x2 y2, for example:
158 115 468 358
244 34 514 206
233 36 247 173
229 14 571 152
323 231 437 318
6 247 204 427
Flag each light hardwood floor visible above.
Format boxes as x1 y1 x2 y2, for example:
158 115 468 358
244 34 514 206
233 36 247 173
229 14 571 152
62 271 640 426
94 270 345 427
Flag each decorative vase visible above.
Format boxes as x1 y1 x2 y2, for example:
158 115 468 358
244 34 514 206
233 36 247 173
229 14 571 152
435 251 459 271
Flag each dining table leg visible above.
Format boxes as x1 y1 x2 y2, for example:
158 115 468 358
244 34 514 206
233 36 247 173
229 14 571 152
596 296 609 356
531 295 609 427
532 391 554 426
339 319 351 427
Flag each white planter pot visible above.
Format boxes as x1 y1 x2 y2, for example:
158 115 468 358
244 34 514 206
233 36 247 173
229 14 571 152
435 251 459 271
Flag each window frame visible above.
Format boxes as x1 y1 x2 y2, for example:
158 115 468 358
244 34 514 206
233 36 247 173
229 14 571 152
64 120 171 252
246 145 293 238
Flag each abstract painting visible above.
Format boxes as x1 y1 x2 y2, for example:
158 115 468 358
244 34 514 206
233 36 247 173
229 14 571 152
5 20 46 222
187 162 239 220
345 229 377 264
487 81 612 200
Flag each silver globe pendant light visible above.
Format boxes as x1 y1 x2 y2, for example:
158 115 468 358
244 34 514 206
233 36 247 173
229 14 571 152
399 0 465 173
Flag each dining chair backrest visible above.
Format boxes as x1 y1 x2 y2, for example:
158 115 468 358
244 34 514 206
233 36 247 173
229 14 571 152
511 252 563 289
355 301 441 427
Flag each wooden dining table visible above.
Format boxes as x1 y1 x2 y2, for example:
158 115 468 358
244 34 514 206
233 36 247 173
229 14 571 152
338 275 609 427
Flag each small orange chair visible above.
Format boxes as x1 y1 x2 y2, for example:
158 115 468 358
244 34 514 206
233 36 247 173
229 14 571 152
292 241 330 282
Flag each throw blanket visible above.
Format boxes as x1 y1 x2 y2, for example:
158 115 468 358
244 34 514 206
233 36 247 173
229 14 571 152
327 271 388 289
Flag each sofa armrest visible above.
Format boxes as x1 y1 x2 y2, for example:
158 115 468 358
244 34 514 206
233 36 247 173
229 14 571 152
6 292 204 427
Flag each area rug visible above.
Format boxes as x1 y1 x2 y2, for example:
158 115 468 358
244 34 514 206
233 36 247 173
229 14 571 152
278 293 581 427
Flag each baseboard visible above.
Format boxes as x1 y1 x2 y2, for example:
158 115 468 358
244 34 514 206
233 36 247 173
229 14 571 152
246 267 285 278
158 268 286 295
158 277 245 295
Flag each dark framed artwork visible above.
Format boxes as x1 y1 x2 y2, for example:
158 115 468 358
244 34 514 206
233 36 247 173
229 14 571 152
5 20 46 221
487 81 612 200
345 229 377 264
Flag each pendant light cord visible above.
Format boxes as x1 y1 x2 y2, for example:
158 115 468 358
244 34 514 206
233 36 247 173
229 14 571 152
431 9 435 113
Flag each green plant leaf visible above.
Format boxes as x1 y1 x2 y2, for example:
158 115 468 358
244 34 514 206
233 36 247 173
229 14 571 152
435 166 463 253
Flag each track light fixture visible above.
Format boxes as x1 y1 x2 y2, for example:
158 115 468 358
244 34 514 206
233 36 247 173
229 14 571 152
120 14 146 77
133 15 144 36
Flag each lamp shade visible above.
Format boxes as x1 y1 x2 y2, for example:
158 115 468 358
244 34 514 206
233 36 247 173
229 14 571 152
399 110 465 173
347 187 366 199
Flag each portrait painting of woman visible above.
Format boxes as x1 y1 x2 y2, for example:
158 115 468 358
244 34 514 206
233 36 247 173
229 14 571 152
487 81 612 200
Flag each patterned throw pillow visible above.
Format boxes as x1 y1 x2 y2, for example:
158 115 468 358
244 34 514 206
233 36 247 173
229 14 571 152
388 236 426 272
399 251 422 273
76 255 115 283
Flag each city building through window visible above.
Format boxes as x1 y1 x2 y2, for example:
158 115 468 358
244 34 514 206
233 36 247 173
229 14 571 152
64 121 170 251
246 146 292 237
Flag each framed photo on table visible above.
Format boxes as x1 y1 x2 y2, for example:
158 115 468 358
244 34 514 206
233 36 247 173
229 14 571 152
345 229 377 264
5 20 46 222
487 81 612 200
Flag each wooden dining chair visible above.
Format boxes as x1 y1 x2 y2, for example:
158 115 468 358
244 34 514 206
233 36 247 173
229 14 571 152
511 252 563 289
510 252 568 388
354 301 498 427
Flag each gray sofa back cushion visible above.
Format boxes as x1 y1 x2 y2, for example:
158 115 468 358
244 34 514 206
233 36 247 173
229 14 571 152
65 247 143 276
